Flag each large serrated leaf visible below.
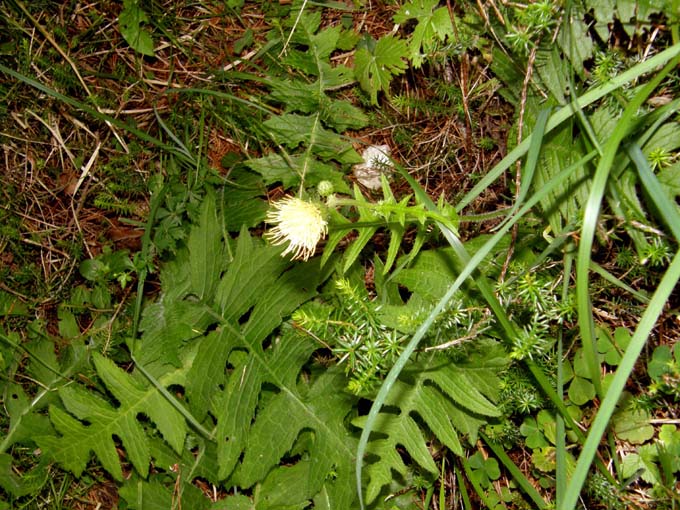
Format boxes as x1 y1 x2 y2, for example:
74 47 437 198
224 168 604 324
355 350 503 503
322 99 368 132
356 411 436 503
185 328 234 421
557 4 593 75
394 0 454 68
188 192 224 301
38 403 123 480
120 476 211 510
138 295 214 368
214 334 356 507
246 153 350 193
264 113 361 163
269 78 322 113
215 230 290 321
37 352 188 480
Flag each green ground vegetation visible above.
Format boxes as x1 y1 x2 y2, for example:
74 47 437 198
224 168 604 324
1 0 679 509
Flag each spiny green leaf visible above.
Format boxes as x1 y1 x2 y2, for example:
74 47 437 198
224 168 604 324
2 382 54 450
120 476 211 510
147 435 220 486
185 328 233 421
257 461 319 508
215 230 290 322
589 0 669 40
268 79 322 113
94 350 188 453
282 13 353 89
138 293 214 368
355 410 436 503
557 3 593 74
246 153 350 193
342 185 380 272
321 208 353 268
533 121 591 234
215 334 356 507
38 403 123 480
322 99 368 132
220 172 269 232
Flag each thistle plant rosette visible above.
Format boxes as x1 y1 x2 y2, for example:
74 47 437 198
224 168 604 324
265 196 328 261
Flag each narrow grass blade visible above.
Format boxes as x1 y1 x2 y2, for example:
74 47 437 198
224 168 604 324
455 463 474 510
555 246 575 507
510 107 551 215
629 143 680 242
456 42 680 212
564 53 680 510
481 432 547 508
589 261 650 304
576 54 680 404
561 248 680 510
0 64 187 159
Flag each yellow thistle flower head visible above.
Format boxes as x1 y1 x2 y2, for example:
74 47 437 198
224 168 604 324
264 196 328 261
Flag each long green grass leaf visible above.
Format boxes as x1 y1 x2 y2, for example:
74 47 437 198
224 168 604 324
0 65 189 159
482 432 547 508
629 143 680 242
564 52 680 510
561 248 680 510
455 42 680 212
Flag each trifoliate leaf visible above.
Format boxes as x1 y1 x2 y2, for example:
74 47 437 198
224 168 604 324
613 405 654 444
568 375 595 405
597 327 631 366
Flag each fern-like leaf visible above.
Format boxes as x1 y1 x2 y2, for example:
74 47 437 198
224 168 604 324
355 349 504 503
37 353 188 480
